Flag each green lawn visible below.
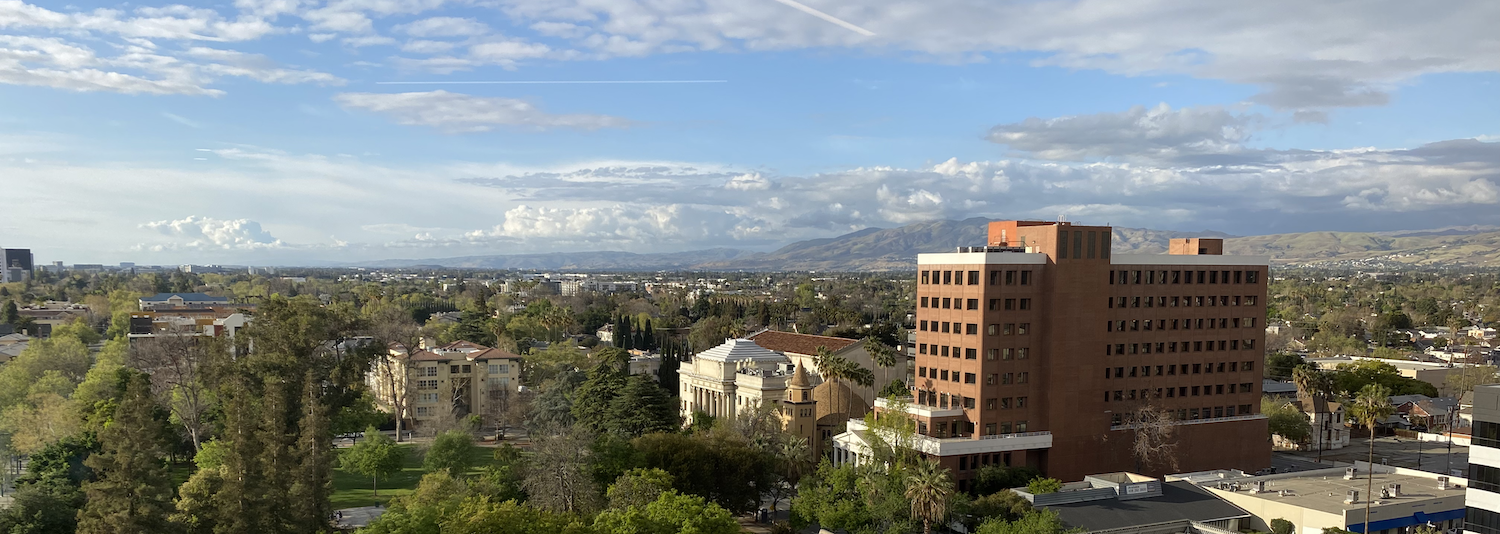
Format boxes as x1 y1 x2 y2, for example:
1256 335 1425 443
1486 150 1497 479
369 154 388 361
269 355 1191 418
330 444 504 510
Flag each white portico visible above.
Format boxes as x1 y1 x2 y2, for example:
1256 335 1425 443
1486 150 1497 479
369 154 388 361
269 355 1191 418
678 338 796 424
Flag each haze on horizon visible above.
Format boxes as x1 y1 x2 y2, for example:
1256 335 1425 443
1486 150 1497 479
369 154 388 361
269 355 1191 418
1 0 1498 265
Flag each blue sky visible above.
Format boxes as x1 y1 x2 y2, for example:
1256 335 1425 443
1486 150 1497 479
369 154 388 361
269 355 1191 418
1 0 1498 264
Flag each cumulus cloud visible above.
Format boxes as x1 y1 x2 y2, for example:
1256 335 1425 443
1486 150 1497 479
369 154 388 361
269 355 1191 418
987 104 1258 162
333 90 632 132
397 16 489 37
142 215 285 250
468 204 751 245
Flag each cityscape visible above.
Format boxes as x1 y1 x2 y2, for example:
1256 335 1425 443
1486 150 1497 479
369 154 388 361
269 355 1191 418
3 0 1500 533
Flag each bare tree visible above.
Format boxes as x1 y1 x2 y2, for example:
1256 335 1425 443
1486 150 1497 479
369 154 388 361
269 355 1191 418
1127 404 1180 474
129 328 224 452
522 430 601 514
370 306 421 442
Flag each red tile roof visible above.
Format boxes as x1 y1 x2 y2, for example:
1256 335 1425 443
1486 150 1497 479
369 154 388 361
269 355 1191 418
747 330 859 356
409 350 451 362
469 348 523 361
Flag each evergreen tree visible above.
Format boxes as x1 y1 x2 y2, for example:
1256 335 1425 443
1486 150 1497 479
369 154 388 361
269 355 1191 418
571 362 627 434
620 318 633 350
606 375 679 438
656 339 680 394
77 373 176 534
289 376 333 533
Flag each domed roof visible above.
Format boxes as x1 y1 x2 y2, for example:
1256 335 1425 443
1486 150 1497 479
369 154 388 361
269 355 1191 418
695 338 790 364
812 380 870 422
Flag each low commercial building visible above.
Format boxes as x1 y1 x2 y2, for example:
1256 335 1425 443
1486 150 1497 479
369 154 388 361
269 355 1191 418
138 293 232 310
1465 383 1500 534
1016 473 1251 534
1182 464 1466 533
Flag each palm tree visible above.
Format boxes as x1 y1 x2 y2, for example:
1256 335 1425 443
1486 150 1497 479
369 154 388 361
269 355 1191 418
1348 383 1394 534
814 346 876 422
864 337 901 391
906 459 954 534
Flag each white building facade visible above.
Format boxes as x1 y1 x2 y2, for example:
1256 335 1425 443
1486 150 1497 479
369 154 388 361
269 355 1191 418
1467 384 1500 534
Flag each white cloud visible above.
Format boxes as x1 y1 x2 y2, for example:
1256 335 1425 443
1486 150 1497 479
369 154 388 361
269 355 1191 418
723 173 771 191
142 215 285 250
987 103 1258 162
400 39 455 54
186 47 345 84
333 90 632 132
397 16 488 37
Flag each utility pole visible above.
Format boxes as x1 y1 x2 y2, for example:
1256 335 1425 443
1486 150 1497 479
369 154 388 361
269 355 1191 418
1317 417 1329 464
1446 404 1457 475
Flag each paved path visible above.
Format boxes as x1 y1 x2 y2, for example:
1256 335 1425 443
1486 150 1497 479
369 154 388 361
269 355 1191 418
334 505 387 530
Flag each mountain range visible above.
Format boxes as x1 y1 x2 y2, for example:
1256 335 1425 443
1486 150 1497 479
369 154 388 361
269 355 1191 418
345 220 1500 271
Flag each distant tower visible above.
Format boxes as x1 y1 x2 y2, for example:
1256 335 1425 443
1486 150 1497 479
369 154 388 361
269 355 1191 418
784 363 818 453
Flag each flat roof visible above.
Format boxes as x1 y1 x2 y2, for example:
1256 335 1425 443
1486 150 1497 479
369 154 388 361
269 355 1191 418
1049 481 1249 531
1206 468 1465 515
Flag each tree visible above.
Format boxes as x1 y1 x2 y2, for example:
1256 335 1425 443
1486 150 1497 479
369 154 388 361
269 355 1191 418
572 361 627 435
864 337 902 388
1127 405 1179 473
1026 478 1062 494
425 430 477 478
290 375 334 533
607 468 676 509
0 299 17 325
129 330 223 452
523 430 601 514
0 335 92 410
812 346 875 425
1445 365 1499 396
907 459 955 534
341 425 407 496
1348 384 1394 534
971 465 1042 497
975 509 1075 534
77 373 177 534
594 490 740 534
966 490 1033 524
791 462 917 534
1264 398 1312 445
606 375 679 438
1271 518 1295 534
634 430 774 515
370 304 421 443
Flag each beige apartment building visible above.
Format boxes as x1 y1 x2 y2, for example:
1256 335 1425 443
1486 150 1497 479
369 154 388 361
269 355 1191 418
367 340 524 432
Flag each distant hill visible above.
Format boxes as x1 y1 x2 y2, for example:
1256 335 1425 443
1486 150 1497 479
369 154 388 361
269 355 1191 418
354 248 758 270
1225 229 1500 267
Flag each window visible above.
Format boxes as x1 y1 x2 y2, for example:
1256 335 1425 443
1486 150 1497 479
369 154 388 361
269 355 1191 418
1087 231 1097 259
1243 361 1254 371
966 323 978 335
1004 323 1015 335
921 271 930 284
920 320 928 331
963 397 976 409
1193 363 1202 374
988 324 998 335
1133 270 1142 284
1171 296 1180 307
1016 397 1027 408
1017 348 1029 359
965 348 977 359
920 296 928 308
1246 271 1259 284
987 348 998 360
1234 270 1243 283
1001 398 1012 409
1002 348 1013 360
1210 270 1218 284
1005 270 1016 285
940 370 949 380
987 374 997 385
942 297 952 309
1021 271 1032 285
425 366 438 377
1019 298 1031 310
1004 299 1016 310
1017 372 1028 384
1002 373 1013 384
1192 386 1200 396
919 344 928 354
941 346 950 357
989 299 1000 310
968 270 980 285
989 270 999 285
942 322 951 333
919 367 927 377
415 406 431 416
1073 230 1083 259
1018 323 1029 335
986 398 996 410
967 298 979 310
964 373 976 384
1058 230 1069 259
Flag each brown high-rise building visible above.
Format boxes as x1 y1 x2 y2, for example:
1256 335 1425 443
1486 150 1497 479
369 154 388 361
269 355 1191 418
835 220 1270 488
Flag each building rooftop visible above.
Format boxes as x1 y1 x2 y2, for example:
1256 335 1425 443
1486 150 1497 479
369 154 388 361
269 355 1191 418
747 329 859 355
1192 466 1466 516
140 293 230 302
696 338 789 364
1049 481 1249 531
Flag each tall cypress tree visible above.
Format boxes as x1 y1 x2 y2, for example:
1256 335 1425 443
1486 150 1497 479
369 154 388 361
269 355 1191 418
289 375 333 533
77 373 176 534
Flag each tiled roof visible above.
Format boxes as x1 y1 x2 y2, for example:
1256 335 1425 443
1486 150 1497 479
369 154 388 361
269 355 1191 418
140 293 230 302
470 347 523 361
409 350 452 362
440 340 487 351
696 338 789 363
747 330 859 356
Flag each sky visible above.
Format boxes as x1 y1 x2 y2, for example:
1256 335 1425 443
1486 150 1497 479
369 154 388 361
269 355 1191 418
1 0 1498 265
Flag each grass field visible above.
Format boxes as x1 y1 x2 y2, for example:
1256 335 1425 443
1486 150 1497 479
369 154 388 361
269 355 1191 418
330 443 503 510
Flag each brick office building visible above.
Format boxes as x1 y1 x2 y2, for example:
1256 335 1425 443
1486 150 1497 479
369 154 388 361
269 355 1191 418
834 220 1271 487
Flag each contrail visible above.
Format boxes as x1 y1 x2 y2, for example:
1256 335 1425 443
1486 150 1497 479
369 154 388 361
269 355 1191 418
771 0 876 36
375 80 730 85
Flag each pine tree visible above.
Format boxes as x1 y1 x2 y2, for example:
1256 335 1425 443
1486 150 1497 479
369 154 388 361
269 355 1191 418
620 318 634 350
607 375 679 438
571 362 627 434
289 375 333 533
77 373 177 534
